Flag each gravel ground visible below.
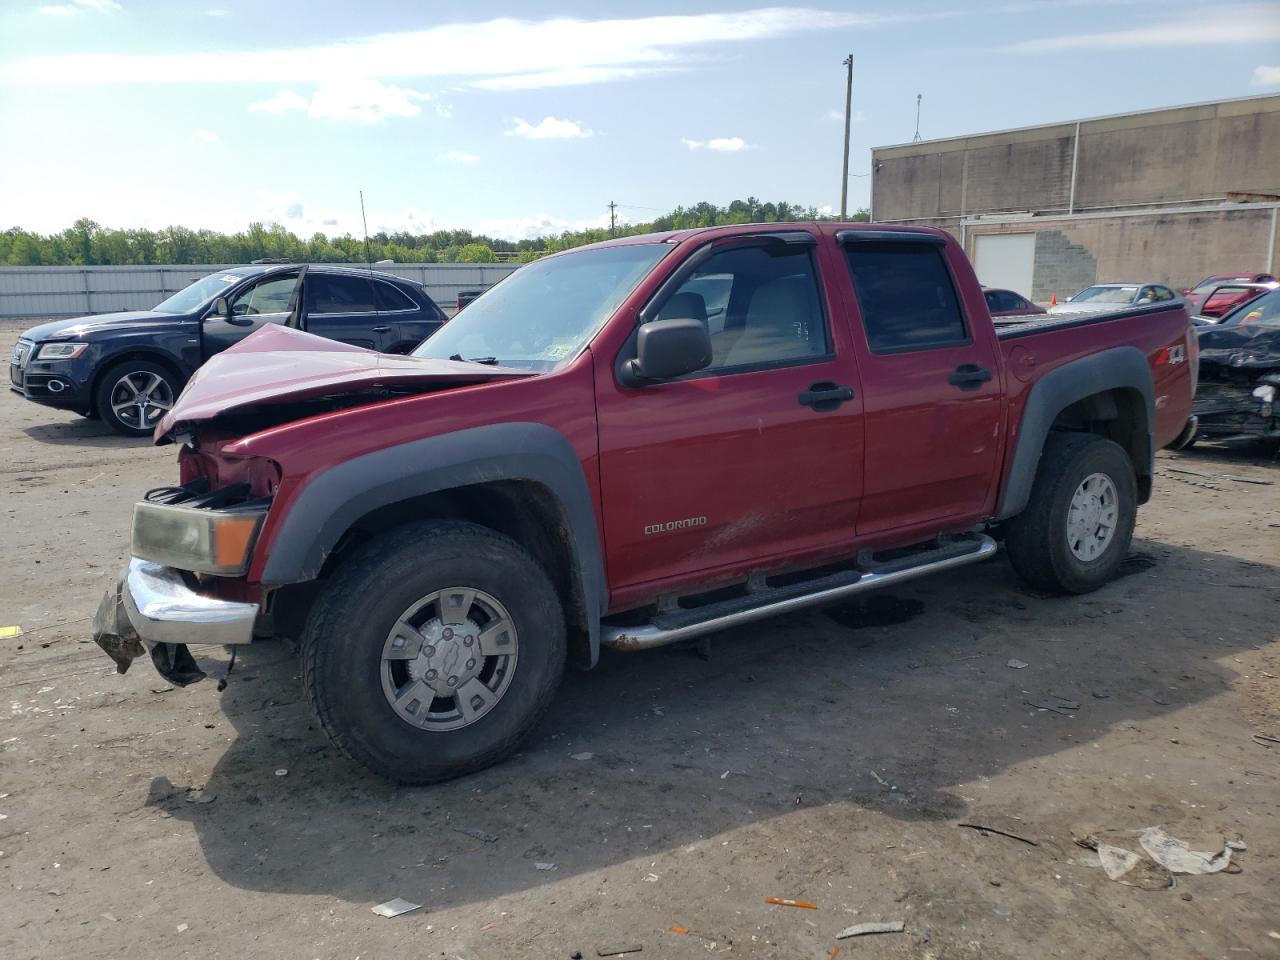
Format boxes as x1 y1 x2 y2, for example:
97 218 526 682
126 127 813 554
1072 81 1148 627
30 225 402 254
2 318 1279 960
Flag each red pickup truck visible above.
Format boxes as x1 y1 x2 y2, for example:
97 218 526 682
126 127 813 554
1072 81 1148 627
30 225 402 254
92 223 1197 783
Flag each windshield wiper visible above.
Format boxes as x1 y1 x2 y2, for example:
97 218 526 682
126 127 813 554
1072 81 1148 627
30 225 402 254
448 354 499 365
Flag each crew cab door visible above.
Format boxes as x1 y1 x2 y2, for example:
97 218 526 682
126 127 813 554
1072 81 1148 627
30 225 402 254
595 234 865 605
201 270 301 359
300 273 401 352
837 232 1004 534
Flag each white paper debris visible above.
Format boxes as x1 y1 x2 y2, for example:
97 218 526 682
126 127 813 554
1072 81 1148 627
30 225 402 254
372 897 422 918
1139 826 1232 875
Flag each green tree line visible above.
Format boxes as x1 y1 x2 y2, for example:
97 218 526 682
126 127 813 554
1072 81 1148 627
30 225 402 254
0 199 869 267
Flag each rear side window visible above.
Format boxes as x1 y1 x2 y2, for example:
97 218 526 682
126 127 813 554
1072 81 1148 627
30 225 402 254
309 274 376 314
844 242 968 353
374 281 416 311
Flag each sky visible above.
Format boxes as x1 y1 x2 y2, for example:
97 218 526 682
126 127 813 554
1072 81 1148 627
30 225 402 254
0 0 1278 241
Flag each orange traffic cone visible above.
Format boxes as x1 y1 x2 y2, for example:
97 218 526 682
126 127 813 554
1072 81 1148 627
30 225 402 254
1050 292 1057 306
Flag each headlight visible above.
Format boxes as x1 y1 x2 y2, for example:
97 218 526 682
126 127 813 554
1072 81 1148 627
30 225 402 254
1253 385 1277 403
36 342 88 360
131 502 267 576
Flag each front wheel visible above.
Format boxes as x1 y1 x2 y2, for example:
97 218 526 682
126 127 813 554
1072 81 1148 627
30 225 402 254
1003 433 1137 594
302 520 566 784
94 360 179 437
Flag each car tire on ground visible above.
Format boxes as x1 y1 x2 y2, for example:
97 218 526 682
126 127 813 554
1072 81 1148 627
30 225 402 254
1004 432 1137 595
302 520 567 784
94 360 180 437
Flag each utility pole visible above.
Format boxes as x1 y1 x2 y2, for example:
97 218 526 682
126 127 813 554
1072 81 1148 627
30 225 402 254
608 201 617 236
913 94 923 142
840 54 853 219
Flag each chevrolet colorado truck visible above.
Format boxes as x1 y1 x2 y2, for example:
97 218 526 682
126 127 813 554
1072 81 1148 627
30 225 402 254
92 223 1197 783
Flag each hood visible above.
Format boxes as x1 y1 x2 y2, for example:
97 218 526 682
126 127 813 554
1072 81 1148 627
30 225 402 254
21 311 183 342
1196 320 1280 372
155 324 534 442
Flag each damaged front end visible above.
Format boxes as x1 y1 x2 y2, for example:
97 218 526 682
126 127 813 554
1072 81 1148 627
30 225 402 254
1193 313 1280 442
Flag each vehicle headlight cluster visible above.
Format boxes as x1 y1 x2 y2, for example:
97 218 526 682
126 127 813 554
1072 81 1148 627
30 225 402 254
36 342 88 360
131 502 267 576
1253 384 1276 418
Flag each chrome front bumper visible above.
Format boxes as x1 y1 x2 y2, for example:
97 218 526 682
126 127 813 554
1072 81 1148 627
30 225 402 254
92 558 259 684
122 558 258 647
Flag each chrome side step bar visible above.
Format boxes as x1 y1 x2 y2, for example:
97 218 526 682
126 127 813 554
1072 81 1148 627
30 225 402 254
601 534 998 652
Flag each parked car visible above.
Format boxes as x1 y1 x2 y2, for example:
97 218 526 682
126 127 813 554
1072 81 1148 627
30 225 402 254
1175 287 1280 448
1049 282 1180 315
455 289 483 312
9 265 447 436
1183 272 1277 298
92 222 1195 783
1186 281 1276 321
983 287 1046 318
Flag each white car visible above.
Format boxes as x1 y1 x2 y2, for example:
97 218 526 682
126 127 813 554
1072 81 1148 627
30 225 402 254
1049 282 1180 315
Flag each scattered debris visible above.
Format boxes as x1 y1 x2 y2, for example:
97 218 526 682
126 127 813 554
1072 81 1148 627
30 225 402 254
668 927 689 935
835 921 906 939
150 686 174 694
1139 827 1233 875
596 944 642 956
643 873 659 882
1006 658 1029 669
371 898 422 918
176 923 189 933
1252 734 1280 747
0 626 22 640
1097 843 1142 880
827 948 840 960
1220 474 1272 486
765 897 817 909
869 769 891 788
570 752 594 761
1027 695 1079 715
1076 835 1174 889
534 862 557 871
958 822 1038 847
1226 839 1247 852
184 790 215 805
99 913 118 923
1139 689 1171 706
454 826 499 843
273 768 288 777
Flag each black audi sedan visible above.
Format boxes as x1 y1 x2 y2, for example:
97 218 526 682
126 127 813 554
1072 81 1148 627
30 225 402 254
9 264 447 436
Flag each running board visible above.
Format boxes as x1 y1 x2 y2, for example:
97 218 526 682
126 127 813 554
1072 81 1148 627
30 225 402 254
601 534 998 652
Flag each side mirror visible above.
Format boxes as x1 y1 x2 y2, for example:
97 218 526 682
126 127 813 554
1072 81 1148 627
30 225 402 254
212 296 230 317
1136 297 1152 305
622 317 712 385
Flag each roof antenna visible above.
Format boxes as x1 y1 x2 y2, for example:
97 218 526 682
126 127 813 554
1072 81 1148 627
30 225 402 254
912 94 923 142
359 189 381 324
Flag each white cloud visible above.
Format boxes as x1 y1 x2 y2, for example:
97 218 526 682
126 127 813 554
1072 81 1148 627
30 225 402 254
191 128 220 144
8 7 876 87
248 89 308 114
472 66 667 91
474 211 616 242
307 78 429 123
205 7 228 15
682 136 751 152
248 80 429 123
435 102 453 118
1253 65 1280 85
38 0 119 13
1007 4 1280 52
508 116 592 140
442 150 480 163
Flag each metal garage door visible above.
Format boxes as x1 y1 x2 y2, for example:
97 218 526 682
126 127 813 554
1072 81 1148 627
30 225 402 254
974 234 1035 299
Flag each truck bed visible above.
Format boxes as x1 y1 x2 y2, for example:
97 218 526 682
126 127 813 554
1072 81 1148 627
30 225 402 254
993 302 1177 339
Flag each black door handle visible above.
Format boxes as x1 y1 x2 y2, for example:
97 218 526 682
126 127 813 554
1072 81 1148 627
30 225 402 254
371 325 392 333
798 381 855 411
948 364 993 390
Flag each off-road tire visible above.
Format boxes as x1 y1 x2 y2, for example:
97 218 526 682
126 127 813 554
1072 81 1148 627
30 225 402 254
302 520 566 784
1004 432 1137 595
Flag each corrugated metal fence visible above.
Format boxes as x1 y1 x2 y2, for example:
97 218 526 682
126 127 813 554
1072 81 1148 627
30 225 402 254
0 263 521 321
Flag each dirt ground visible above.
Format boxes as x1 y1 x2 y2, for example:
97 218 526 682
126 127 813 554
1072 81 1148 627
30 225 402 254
2 317 1279 960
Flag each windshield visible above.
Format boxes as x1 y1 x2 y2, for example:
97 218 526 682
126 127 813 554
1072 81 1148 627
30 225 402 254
414 244 670 370
1072 285 1138 303
1221 288 1280 328
152 271 243 315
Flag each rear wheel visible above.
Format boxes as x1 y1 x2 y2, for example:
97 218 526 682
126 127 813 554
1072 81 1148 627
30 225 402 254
94 360 179 437
1004 433 1137 594
302 520 566 784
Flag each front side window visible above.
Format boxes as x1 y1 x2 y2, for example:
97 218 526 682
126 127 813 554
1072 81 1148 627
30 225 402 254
230 273 297 316
845 242 967 353
309 274 376 314
646 243 829 372
415 243 669 371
